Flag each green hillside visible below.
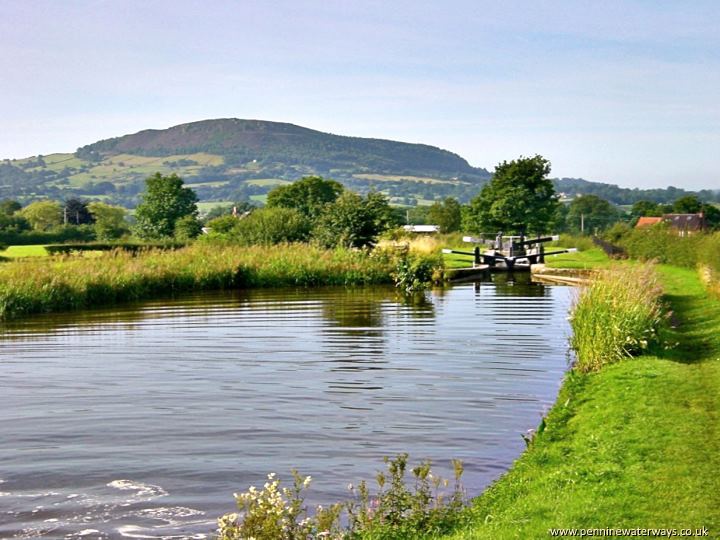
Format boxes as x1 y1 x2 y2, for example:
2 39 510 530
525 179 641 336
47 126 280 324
3 119 717 208
1 119 490 207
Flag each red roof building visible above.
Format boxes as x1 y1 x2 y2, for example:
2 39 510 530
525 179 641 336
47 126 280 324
636 216 663 228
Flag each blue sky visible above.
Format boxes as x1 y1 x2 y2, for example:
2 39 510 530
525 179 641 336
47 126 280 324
1 0 718 189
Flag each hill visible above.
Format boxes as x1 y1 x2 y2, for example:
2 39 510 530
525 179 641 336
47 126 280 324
2 119 717 208
553 177 720 206
1 119 490 207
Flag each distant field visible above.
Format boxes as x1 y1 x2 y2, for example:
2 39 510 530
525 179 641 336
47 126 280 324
186 180 229 188
196 201 234 213
353 173 458 185
14 152 229 188
415 198 438 206
249 194 268 204
245 178 291 187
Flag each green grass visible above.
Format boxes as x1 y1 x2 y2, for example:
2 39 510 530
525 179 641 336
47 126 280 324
544 247 613 269
440 265 720 538
0 245 49 258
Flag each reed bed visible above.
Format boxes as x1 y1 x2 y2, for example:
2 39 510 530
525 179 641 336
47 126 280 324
0 243 397 320
570 263 664 372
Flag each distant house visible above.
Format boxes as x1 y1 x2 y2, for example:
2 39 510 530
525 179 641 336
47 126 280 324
635 213 706 236
662 213 707 236
403 224 440 234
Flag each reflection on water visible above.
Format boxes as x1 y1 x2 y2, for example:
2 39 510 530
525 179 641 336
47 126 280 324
0 280 572 538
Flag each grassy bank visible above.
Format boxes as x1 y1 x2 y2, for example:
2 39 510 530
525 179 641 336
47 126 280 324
0 243 403 320
441 265 720 538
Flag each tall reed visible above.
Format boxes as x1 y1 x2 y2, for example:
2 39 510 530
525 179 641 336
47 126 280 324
0 243 400 320
570 264 664 372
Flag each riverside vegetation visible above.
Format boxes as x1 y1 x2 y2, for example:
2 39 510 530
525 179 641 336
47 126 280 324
218 454 467 540
0 243 440 320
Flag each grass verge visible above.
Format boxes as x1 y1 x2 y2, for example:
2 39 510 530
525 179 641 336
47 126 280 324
440 265 720 538
570 264 664 372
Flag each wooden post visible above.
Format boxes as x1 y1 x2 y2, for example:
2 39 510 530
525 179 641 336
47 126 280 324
474 246 480 268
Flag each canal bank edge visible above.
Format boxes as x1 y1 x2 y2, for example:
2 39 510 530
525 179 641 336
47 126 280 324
439 262 720 539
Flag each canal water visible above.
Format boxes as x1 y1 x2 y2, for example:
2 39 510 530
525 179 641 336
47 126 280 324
0 275 573 539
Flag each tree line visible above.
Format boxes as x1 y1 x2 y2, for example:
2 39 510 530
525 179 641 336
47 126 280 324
2 156 716 249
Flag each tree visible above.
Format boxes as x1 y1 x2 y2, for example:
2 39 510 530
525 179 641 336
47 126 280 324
566 195 620 234
64 198 94 225
465 155 558 235
631 200 662 218
427 197 461 233
672 195 702 214
0 199 21 216
205 214 239 234
266 176 344 220
406 205 431 225
313 191 397 248
702 204 720 230
19 200 63 231
232 207 310 245
134 173 198 239
174 215 202 241
87 202 129 240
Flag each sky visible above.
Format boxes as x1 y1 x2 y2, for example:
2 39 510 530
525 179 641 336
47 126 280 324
1 0 718 190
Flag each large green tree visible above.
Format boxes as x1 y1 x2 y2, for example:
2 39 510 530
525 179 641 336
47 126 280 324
20 200 63 231
465 155 558 235
0 199 22 216
87 202 129 240
672 195 702 214
427 197 462 233
566 194 620 234
313 191 397 248
134 173 198 239
266 176 344 220
631 200 663 218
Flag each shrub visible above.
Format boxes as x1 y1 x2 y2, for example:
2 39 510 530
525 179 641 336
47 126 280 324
217 454 467 540
570 264 664 372
174 215 202 241
391 252 443 293
205 215 238 235
231 208 311 245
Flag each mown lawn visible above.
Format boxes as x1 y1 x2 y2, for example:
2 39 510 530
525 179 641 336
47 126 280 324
0 245 49 258
544 246 613 269
440 265 720 538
